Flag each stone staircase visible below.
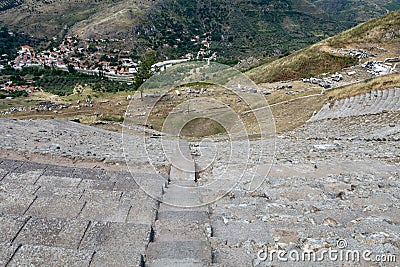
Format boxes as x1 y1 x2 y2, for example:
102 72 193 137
310 88 400 122
144 140 213 267
0 140 215 267
0 158 166 266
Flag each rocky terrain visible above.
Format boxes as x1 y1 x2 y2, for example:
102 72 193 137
0 83 399 265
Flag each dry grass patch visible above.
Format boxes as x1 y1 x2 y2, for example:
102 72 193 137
247 10 400 84
325 74 400 100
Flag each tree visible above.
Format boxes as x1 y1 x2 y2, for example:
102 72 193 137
67 64 76 74
133 51 159 91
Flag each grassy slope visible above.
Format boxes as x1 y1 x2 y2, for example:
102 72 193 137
247 10 400 83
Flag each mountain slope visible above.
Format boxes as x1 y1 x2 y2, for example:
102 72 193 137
0 0 399 59
0 0 149 41
309 0 400 23
139 0 336 58
247 10 400 83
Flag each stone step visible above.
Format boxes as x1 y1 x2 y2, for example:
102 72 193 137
146 241 211 267
212 247 255 266
78 221 152 255
0 159 23 172
153 220 210 243
3 243 94 266
147 259 206 267
161 184 205 208
157 209 210 223
0 213 152 258
167 140 196 183
311 88 400 121
0 243 18 266
0 191 37 216
0 158 167 198
12 216 88 250
1 180 159 224
395 88 400 97
90 251 144 267
211 220 272 247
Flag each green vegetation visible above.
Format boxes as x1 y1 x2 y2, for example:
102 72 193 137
309 0 400 24
134 51 159 90
101 115 125 123
0 27 43 60
216 59 239 67
0 90 27 99
1 66 133 97
181 118 227 138
0 0 23 11
327 9 400 46
143 0 341 59
1 0 397 60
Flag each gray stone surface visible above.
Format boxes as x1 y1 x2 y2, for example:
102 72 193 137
89 251 143 267
0 192 36 215
8 244 93 266
78 201 131 223
0 158 164 266
153 220 209 242
1 170 43 185
0 243 18 266
157 210 210 223
0 159 23 171
36 175 82 188
146 241 211 264
78 179 115 191
43 165 75 177
123 191 159 225
26 196 86 218
79 221 151 254
0 119 167 171
144 144 213 266
0 215 29 243
14 217 89 249
310 88 400 121
0 180 39 195
212 247 255 266
212 220 272 246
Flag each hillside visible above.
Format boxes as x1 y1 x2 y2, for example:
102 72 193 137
0 0 155 54
247 10 400 83
0 0 399 59
310 0 400 23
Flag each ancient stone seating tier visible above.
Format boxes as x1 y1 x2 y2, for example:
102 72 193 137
310 88 400 122
0 158 166 266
